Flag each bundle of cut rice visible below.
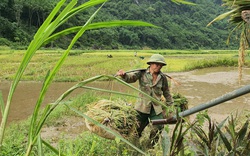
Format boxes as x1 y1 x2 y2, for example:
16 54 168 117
85 99 139 140
172 93 188 112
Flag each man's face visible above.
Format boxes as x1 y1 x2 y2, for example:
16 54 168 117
150 63 163 73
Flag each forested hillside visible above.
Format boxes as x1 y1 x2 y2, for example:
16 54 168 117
0 0 240 50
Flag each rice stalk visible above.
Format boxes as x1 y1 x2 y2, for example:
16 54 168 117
65 103 147 155
208 0 250 82
85 99 139 140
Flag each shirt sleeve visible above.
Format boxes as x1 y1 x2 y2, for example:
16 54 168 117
162 75 173 106
122 71 141 83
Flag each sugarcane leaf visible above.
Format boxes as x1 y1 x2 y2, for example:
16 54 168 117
2 1 68 144
216 125 232 152
43 20 158 46
80 86 139 98
34 2 105 137
113 76 167 108
25 0 78 143
29 70 50 141
19 1 77 151
34 75 104 135
42 139 66 156
171 0 196 5
0 91 4 116
33 0 69 40
58 0 107 26
27 3 105 151
37 133 43 156
180 120 195 137
226 23 243 44
35 105 52 137
207 8 238 26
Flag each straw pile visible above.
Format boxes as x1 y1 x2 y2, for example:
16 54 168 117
85 99 139 140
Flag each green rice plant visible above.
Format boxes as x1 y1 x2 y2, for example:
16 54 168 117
184 58 238 71
0 0 159 155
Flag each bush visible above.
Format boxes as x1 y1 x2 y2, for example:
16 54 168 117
0 38 12 46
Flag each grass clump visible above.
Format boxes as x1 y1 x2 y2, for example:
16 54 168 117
184 58 238 71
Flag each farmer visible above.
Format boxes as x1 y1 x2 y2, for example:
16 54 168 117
116 54 173 146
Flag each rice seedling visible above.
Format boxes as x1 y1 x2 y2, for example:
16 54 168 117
184 58 238 71
1 50 247 81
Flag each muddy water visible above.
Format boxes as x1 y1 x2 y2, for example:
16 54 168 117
1 67 250 124
170 67 250 121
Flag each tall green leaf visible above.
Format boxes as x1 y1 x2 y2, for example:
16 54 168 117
43 20 158 45
0 0 68 146
26 2 106 155
216 125 232 152
0 91 4 116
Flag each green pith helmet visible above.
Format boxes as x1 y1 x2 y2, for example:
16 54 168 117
147 54 167 66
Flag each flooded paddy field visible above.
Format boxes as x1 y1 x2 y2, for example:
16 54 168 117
0 67 250 122
0 67 250 124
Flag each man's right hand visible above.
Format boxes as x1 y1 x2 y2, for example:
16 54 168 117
116 70 126 77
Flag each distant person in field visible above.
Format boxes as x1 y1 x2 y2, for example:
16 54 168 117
116 54 173 146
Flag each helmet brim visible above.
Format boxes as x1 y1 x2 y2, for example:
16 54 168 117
147 61 166 66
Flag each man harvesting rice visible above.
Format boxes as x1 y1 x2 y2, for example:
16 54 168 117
116 54 173 146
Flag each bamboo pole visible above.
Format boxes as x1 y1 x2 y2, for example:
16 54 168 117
152 84 250 125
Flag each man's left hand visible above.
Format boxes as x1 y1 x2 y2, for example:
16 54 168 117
162 109 167 119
